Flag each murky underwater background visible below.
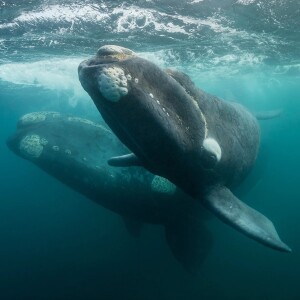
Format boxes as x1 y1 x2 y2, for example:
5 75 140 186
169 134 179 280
0 1 300 299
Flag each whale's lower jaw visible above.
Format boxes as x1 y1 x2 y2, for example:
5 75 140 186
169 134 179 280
202 185 291 253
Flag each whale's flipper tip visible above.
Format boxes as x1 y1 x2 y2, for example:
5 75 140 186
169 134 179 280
202 185 291 253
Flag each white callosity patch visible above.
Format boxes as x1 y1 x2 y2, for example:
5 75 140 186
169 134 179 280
20 135 47 159
19 111 60 126
98 67 128 102
203 138 222 162
151 176 176 195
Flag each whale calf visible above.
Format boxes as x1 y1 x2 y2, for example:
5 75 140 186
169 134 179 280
7 111 213 274
78 45 291 252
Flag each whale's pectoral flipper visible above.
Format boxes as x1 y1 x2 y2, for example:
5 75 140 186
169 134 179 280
164 215 213 275
202 186 291 252
108 153 142 167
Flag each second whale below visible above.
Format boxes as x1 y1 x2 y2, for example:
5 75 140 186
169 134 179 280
7 111 213 274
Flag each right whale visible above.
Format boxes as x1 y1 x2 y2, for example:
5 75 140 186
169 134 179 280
78 45 291 252
7 111 213 274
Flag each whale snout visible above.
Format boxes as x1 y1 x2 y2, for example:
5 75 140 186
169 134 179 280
78 45 136 103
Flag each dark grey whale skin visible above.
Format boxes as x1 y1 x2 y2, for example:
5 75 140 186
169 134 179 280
7 112 212 275
78 45 291 252
166 69 260 191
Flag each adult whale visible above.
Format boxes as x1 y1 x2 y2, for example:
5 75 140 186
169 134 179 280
78 45 291 252
7 111 213 274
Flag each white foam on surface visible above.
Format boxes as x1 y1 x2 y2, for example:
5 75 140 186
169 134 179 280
111 6 243 36
0 3 108 29
0 57 88 106
113 6 188 34
0 3 240 37
0 1 283 64
139 49 266 76
138 51 169 68
211 53 265 67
